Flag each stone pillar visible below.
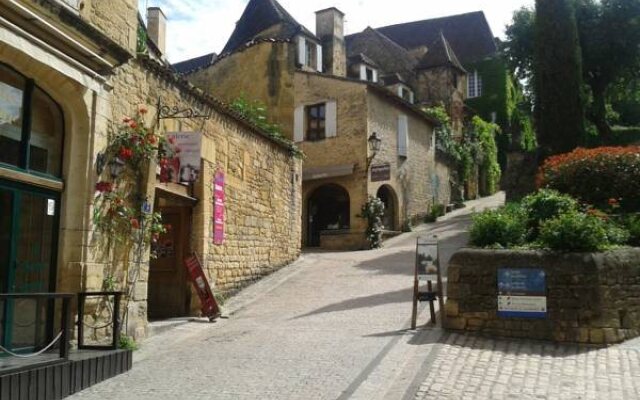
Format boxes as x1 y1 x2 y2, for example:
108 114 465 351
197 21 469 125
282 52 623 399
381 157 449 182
147 7 167 56
315 7 347 77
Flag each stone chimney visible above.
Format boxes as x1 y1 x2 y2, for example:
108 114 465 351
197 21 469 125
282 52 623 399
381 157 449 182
147 7 167 56
315 7 347 77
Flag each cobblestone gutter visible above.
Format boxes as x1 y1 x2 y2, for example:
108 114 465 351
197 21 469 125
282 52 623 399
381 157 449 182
445 248 640 344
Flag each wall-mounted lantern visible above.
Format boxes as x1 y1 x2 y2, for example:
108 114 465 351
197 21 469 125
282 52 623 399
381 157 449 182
366 132 382 170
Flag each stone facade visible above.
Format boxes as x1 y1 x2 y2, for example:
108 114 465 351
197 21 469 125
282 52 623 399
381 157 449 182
0 1 301 341
445 248 640 344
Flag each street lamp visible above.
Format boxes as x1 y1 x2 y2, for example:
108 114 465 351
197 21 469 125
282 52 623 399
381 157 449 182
366 132 382 170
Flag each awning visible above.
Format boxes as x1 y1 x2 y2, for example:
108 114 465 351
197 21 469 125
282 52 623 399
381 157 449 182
302 164 355 181
155 183 198 206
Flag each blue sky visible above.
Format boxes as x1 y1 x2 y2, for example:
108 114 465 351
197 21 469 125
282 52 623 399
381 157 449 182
139 0 535 63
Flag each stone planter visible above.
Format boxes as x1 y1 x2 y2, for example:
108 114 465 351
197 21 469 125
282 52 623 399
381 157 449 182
445 248 640 344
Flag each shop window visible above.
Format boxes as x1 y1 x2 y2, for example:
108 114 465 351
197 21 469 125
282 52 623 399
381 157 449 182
0 63 64 178
306 103 326 141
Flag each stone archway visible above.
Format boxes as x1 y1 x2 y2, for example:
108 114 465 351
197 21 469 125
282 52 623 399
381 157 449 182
307 184 350 247
377 185 398 231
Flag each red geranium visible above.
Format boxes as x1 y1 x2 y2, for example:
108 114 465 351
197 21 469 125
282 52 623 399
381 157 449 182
119 146 133 160
130 218 140 229
168 136 176 145
129 120 138 129
95 181 113 193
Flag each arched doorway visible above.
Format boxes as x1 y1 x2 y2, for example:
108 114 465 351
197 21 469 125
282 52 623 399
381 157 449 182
307 184 350 247
377 185 397 231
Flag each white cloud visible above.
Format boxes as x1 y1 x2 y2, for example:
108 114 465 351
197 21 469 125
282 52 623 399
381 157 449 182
141 0 534 63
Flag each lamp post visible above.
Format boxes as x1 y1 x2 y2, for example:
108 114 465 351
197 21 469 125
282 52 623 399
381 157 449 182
366 132 382 171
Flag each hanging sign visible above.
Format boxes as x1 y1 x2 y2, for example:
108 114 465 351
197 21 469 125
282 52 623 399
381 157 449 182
213 170 225 245
163 132 202 183
497 268 547 319
184 254 221 321
371 163 391 182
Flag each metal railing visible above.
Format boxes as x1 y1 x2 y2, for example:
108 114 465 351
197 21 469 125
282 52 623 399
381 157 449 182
0 293 73 360
77 292 123 350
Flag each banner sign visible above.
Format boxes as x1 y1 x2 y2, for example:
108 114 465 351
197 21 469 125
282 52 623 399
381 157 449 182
163 132 202 183
213 170 225 245
184 254 221 321
497 268 547 319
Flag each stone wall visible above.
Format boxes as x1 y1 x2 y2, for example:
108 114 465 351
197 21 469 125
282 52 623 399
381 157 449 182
415 67 466 134
445 249 640 344
188 42 297 140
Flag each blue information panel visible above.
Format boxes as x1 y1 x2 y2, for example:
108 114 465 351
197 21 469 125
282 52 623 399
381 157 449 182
497 268 547 319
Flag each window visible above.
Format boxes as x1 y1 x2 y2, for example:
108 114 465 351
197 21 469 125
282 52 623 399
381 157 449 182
306 104 326 141
366 68 374 82
359 65 378 82
298 36 322 71
468 70 483 98
0 63 64 177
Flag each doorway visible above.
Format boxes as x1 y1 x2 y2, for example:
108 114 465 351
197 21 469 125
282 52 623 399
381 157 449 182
0 179 59 352
377 185 397 231
307 184 350 247
148 207 190 320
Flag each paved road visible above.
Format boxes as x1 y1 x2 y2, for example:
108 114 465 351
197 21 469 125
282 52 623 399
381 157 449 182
70 193 503 400
70 191 640 400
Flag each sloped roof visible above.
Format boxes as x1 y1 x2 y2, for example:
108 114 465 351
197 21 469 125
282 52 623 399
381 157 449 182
345 27 417 81
417 32 466 72
372 11 497 64
172 52 217 74
221 0 316 55
347 53 379 68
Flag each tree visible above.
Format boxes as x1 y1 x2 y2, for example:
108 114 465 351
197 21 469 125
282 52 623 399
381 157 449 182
503 0 640 139
534 0 586 156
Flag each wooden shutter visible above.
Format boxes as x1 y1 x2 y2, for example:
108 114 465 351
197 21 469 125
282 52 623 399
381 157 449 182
398 115 408 157
297 36 306 66
294 105 304 142
316 44 323 72
325 101 337 138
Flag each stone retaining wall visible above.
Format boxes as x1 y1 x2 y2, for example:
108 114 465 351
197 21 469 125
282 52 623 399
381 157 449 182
445 248 640 344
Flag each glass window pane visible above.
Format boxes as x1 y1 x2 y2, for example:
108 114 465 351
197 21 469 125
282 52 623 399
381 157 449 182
30 87 63 176
0 65 25 168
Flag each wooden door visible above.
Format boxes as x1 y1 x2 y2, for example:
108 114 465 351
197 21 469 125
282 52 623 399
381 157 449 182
148 207 189 320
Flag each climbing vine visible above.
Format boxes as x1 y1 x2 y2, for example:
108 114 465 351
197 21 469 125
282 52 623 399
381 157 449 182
359 196 385 249
472 116 502 195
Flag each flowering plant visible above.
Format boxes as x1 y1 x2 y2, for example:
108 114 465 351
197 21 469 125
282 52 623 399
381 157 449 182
358 196 385 249
537 146 640 212
93 107 175 256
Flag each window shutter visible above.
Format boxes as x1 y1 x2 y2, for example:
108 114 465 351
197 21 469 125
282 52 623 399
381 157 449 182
294 105 304 142
316 44 323 72
372 69 378 83
297 36 306 66
325 101 337 138
398 115 408 157
359 65 367 81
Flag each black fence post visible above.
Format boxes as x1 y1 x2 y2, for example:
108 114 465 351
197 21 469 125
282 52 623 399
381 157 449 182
60 296 71 360
77 293 85 349
112 293 121 350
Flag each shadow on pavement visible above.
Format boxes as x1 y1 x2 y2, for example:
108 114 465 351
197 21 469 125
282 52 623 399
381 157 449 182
293 287 414 319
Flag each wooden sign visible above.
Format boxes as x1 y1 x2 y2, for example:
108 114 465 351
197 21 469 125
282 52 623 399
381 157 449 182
411 236 445 329
184 253 221 321
370 163 391 182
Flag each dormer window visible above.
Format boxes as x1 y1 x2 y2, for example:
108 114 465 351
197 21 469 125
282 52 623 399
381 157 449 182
396 85 415 104
359 65 378 83
297 36 323 72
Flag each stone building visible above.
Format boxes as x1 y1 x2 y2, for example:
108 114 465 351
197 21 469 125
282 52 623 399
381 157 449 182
0 0 301 349
180 0 451 250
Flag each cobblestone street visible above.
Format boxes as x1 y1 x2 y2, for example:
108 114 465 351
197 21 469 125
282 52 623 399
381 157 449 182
69 193 640 399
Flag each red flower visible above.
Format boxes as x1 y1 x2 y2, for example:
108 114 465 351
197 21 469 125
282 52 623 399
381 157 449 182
129 120 138 129
146 133 157 145
95 181 113 193
130 218 140 229
608 198 618 205
168 136 176 145
164 224 172 232
119 147 133 160
139 107 148 115
123 117 131 123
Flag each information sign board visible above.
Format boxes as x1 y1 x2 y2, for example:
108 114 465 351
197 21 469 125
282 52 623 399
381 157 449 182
497 268 547 318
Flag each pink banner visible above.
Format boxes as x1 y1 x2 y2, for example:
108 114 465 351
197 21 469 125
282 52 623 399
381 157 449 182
213 170 225 245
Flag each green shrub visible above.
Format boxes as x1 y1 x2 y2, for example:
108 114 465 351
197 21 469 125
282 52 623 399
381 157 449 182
537 146 640 212
538 212 610 252
521 189 579 237
424 203 445 223
470 207 527 248
623 215 640 246
118 335 139 351
605 223 631 246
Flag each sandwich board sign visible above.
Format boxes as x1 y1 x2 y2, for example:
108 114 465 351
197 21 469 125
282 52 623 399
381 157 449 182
411 235 445 329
